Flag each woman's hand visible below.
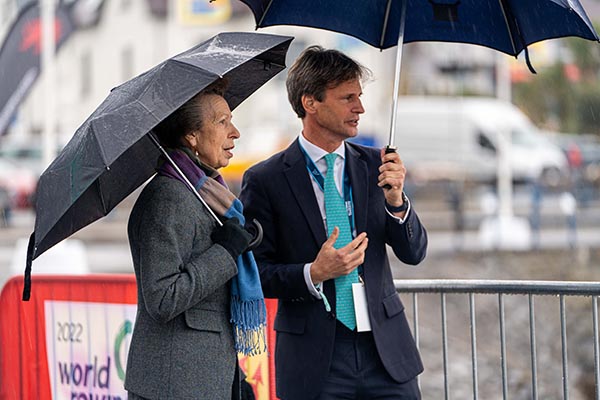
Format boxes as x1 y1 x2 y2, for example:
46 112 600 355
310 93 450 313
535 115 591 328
211 217 253 260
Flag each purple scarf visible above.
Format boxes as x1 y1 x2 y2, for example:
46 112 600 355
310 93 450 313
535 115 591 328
158 148 266 356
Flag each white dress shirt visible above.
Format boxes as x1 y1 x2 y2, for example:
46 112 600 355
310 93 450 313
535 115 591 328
298 134 411 299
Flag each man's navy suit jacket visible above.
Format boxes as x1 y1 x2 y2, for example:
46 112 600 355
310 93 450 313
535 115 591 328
240 139 428 400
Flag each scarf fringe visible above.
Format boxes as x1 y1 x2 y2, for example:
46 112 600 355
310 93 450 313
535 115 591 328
231 296 267 356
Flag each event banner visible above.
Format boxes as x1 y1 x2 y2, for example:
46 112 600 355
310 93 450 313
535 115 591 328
0 2 74 135
1 276 275 399
44 300 137 400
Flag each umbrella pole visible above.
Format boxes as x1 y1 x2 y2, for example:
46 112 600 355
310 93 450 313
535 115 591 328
148 132 223 227
386 0 407 150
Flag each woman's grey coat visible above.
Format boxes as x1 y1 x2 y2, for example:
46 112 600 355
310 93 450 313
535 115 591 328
124 175 240 399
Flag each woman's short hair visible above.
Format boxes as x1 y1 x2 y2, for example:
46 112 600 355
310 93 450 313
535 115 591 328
153 79 228 148
286 45 371 119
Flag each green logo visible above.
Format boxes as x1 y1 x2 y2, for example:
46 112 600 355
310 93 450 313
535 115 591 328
114 320 133 381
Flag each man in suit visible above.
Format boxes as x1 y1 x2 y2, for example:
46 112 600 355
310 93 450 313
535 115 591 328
239 46 428 400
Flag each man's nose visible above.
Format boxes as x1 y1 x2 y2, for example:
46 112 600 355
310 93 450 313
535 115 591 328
355 98 365 114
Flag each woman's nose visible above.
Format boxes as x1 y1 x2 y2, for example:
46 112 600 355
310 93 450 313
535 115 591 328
231 123 241 138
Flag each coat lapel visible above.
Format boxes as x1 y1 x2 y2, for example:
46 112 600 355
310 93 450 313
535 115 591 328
283 140 328 246
345 143 368 235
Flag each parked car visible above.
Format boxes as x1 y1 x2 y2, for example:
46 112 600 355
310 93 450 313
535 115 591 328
568 135 598 178
0 158 37 209
0 142 46 176
394 96 569 186
549 132 600 202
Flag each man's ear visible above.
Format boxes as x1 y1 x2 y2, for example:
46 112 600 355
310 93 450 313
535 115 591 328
301 95 317 115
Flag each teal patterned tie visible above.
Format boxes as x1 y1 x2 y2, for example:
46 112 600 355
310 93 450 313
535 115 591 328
323 153 358 330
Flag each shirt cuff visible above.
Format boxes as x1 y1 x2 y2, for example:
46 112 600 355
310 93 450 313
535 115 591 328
385 196 411 224
303 263 322 299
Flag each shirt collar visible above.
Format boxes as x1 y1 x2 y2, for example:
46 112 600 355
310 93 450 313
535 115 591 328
299 133 346 164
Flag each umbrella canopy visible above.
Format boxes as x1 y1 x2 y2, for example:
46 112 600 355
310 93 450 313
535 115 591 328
240 0 599 145
241 0 598 55
24 32 293 299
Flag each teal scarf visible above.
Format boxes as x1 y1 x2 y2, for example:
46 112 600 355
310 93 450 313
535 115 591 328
158 148 266 356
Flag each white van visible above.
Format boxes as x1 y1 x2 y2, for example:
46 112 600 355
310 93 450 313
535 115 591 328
394 96 568 186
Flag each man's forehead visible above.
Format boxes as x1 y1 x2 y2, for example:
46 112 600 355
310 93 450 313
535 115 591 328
327 79 363 93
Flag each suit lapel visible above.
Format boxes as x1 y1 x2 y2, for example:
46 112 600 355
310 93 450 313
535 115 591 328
283 140 328 246
345 143 368 235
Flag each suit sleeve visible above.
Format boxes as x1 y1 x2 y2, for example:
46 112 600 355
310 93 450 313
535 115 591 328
385 205 428 265
240 168 315 301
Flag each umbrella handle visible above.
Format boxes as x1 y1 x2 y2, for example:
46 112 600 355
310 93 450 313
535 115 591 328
382 146 397 190
247 218 263 251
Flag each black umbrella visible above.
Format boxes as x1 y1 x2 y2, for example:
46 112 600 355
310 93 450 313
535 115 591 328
23 31 293 300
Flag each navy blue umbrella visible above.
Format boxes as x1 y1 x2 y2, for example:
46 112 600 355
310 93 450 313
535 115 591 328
240 0 599 146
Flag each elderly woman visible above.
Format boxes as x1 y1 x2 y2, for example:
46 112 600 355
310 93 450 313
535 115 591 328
124 80 265 400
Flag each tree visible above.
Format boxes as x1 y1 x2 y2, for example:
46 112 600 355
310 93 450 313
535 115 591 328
513 26 600 136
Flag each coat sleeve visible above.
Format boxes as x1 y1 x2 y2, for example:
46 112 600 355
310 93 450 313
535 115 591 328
240 168 313 301
385 204 428 265
132 184 238 323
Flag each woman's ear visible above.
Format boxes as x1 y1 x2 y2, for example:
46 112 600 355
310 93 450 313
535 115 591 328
182 132 197 149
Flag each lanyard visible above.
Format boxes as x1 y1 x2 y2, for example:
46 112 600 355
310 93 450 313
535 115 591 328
299 143 356 236
299 143 365 284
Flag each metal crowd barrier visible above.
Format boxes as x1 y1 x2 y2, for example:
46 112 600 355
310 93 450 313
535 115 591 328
395 279 600 400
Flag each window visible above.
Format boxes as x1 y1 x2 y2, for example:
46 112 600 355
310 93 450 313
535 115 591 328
121 46 134 82
477 131 496 153
80 51 92 98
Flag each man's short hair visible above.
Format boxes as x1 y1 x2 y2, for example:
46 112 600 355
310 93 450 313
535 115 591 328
286 45 371 119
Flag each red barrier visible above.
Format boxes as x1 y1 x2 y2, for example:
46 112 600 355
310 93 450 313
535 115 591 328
0 275 278 400
0 275 137 400
239 298 278 400
266 298 278 400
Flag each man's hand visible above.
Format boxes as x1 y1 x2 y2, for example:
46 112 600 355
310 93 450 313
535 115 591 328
310 228 368 284
378 148 406 208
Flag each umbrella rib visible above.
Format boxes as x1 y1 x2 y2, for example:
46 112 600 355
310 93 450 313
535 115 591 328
498 0 538 72
170 59 223 79
497 0 518 55
88 125 111 213
379 0 393 48
90 121 111 169
136 99 163 127
258 0 275 27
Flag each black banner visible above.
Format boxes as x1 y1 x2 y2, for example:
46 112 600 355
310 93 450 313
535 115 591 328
0 2 74 135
